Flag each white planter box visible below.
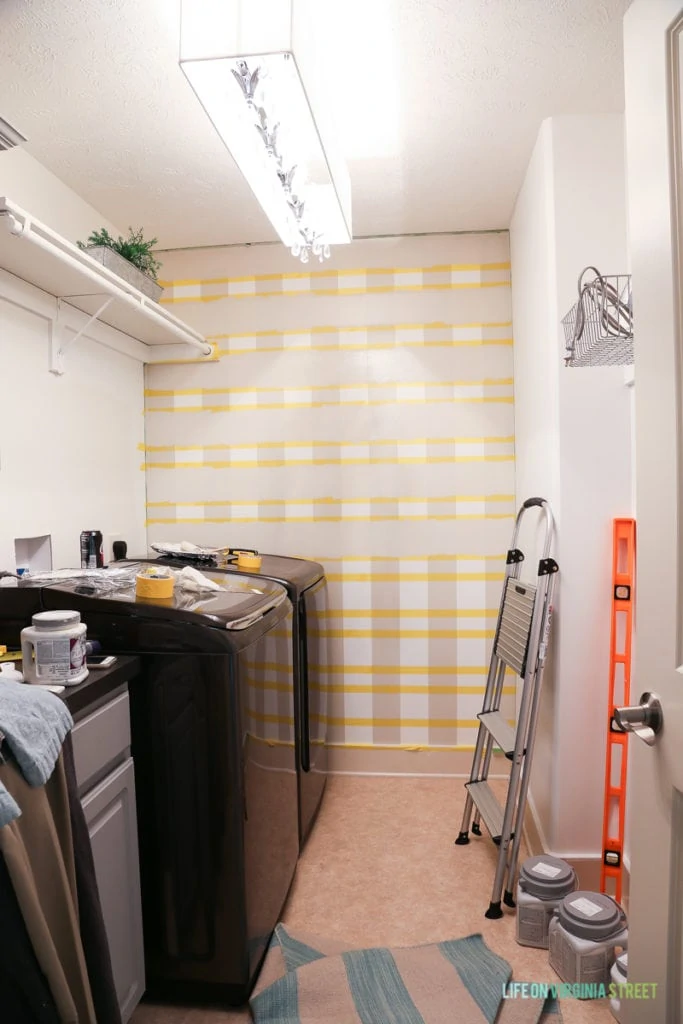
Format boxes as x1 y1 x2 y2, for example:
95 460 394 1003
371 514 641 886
85 245 162 302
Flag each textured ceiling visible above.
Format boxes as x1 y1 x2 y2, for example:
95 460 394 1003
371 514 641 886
0 0 632 248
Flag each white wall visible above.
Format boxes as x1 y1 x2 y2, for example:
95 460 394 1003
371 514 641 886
509 119 560 847
0 150 146 570
510 114 633 868
0 148 118 242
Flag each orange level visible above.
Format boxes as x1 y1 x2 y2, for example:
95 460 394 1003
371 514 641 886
600 518 635 903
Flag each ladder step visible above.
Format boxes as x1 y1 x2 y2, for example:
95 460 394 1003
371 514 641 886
478 710 517 759
465 781 505 840
495 578 536 675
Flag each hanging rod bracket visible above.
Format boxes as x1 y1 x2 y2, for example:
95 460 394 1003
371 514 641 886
49 295 115 375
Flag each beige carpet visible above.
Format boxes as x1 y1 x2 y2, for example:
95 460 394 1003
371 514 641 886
132 776 613 1024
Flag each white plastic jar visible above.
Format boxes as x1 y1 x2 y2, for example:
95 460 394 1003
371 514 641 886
549 891 628 996
516 855 577 949
21 610 88 685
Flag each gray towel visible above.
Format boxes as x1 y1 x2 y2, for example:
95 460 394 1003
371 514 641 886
0 682 73 827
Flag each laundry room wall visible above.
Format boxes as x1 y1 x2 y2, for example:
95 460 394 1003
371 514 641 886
510 114 633 878
145 233 514 771
0 149 146 572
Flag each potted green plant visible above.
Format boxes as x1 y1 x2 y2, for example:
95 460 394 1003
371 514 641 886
77 227 163 301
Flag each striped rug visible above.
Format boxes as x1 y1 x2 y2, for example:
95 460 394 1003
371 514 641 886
250 926 561 1024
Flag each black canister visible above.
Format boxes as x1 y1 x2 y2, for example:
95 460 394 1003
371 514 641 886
80 531 104 568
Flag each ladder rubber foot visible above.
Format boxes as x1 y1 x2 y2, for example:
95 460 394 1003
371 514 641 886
492 835 501 846
454 831 470 846
503 890 516 908
485 901 504 920
472 823 482 836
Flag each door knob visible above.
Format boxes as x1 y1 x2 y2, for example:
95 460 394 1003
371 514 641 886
614 692 663 746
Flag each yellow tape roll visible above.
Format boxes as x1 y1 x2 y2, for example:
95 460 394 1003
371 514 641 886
136 571 174 599
236 552 262 571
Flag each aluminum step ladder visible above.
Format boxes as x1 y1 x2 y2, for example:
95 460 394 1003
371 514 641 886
455 497 558 919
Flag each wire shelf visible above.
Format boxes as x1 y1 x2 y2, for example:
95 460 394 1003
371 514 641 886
562 267 633 367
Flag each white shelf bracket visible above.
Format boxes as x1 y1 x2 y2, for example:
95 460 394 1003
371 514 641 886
49 295 115 375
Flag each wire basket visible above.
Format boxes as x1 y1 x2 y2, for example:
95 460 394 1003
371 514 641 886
562 267 633 367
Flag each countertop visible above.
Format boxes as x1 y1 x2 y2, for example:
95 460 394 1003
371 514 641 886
63 655 140 722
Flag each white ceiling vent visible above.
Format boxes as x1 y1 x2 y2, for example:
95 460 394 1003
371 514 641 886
0 116 26 151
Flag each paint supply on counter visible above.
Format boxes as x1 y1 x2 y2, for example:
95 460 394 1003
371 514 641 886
135 567 174 599
236 551 262 571
516 855 577 948
549 891 628 994
112 539 128 561
0 663 24 683
20 610 88 685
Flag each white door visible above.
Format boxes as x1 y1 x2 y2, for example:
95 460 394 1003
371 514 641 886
623 2 683 1021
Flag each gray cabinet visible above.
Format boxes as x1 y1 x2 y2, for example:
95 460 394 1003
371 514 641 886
72 688 145 1023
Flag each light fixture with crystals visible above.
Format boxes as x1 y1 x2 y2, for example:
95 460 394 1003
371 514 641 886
179 0 352 263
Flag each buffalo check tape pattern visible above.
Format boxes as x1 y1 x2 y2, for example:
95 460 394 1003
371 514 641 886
146 236 514 751
159 261 511 303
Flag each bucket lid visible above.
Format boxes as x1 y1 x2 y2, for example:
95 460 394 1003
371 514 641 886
32 610 81 630
558 891 627 941
519 855 577 900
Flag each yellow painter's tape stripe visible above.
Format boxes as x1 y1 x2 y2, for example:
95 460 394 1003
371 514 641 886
161 282 510 303
146 494 514 507
146 514 514 525
162 280 511 302
250 662 515 676
324 684 515 695
148 398 514 413
324 743 479 751
308 628 495 639
316 608 499 619
315 665 511 676
245 679 514 696
216 338 514 356
316 664 512 676
246 708 482 728
209 320 513 340
142 436 515 452
145 378 513 397
144 455 514 470
325 572 506 582
159 262 512 288
308 554 507 562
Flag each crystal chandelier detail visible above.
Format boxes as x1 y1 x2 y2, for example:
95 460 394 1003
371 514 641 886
231 59 332 264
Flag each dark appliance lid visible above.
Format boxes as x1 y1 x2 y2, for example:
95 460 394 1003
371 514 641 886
39 564 287 631
132 552 325 598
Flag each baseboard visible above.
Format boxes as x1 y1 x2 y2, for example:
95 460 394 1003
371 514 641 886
328 746 510 778
523 797 630 902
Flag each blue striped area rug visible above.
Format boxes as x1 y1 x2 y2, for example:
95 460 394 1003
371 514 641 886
250 926 561 1024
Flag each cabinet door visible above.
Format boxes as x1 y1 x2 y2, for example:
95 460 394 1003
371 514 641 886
82 757 145 1023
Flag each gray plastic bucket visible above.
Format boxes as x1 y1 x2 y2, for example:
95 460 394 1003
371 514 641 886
549 892 628 993
516 855 577 949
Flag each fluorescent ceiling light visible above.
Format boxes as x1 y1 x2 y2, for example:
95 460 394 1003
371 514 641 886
0 116 26 152
180 0 352 264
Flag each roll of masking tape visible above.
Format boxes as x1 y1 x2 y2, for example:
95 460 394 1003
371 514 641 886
236 552 262 571
136 569 174 599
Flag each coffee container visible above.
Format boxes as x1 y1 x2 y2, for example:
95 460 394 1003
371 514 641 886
80 530 104 568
